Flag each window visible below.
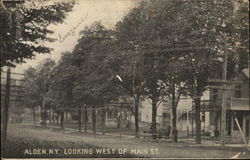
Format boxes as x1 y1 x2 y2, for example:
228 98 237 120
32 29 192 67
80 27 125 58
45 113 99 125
235 85 241 98
107 111 112 119
213 89 218 94
212 89 218 100
212 89 219 105
201 113 205 122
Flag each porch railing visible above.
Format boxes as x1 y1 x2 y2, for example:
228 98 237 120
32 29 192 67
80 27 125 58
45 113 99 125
229 98 250 111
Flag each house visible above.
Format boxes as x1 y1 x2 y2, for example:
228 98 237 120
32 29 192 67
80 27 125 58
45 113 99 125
140 97 171 127
203 68 250 142
140 94 201 136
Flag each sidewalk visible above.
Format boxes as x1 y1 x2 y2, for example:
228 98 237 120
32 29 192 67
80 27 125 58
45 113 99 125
55 125 249 150
54 126 135 138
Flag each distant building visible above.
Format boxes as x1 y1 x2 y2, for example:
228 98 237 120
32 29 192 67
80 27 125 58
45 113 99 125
69 96 136 129
140 92 210 137
140 97 170 127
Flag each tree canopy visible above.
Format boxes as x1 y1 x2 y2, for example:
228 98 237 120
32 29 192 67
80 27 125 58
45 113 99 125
1 0 74 67
21 0 249 142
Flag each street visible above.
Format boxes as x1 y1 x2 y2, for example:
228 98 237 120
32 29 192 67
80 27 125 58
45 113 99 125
2 123 249 159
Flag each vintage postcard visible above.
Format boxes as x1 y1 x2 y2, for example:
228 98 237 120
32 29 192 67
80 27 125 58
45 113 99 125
1 0 249 159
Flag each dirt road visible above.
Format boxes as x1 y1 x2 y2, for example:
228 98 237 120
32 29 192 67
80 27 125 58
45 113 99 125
5 123 249 158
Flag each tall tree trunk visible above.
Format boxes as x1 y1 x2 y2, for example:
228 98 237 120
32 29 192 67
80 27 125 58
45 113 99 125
32 107 36 126
78 106 82 132
52 109 55 126
43 106 47 126
171 85 178 142
101 108 106 135
195 96 201 144
60 111 65 129
171 87 178 142
49 108 52 125
2 68 10 143
151 96 157 139
40 106 43 124
92 107 96 134
65 111 68 128
134 95 140 138
56 112 59 125
171 105 178 142
84 106 87 133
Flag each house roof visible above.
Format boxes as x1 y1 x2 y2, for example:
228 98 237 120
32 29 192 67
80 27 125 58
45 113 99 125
242 68 249 78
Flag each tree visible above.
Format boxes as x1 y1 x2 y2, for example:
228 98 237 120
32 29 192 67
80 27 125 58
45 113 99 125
115 0 190 138
232 0 249 71
37 59 56 125
163 58 190 143
0 0 74 67
22 67 40 126
115 3 150 137
177 0 248 144
138 0 205 143
47 52 76 129
22 58 56 126
123 0 248 143
72 22 118 134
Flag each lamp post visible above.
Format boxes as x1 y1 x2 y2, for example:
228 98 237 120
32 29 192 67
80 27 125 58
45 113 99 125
116 72 138 138
116 75 123 138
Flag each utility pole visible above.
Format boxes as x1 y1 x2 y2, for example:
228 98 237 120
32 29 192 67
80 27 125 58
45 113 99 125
220 33 228 146
187 110 189 142
2 68 11 142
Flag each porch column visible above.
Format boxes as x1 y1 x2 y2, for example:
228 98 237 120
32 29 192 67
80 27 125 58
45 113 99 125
230 112 234 137
205 112 210 130
210 112 215 137
191 113 194 137
243 112 246 136
248 115 250 137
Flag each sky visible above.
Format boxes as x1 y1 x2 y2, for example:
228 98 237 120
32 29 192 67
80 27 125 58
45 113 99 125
13 0 138 73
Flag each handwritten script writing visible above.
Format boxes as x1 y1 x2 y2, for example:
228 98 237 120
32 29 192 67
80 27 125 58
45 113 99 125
58 14 88 43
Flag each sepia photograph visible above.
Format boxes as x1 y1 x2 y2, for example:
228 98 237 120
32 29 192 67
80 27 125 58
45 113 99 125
1 0 249 159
